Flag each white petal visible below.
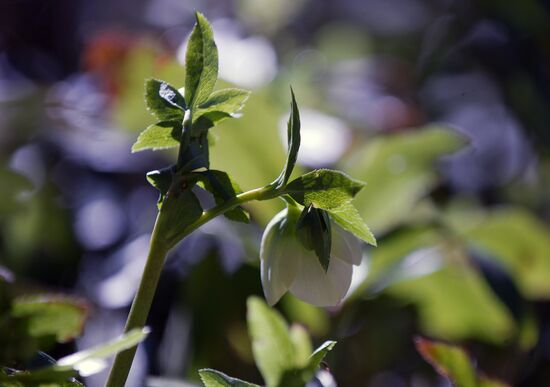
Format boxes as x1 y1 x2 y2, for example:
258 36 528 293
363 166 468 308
260 210 299 305
332 225 363 266
289 250 353 307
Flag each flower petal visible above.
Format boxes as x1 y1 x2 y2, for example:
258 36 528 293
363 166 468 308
260 210 299 305
332 225 363 266
289 250 353 307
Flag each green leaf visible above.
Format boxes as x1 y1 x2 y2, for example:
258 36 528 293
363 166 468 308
273 88 300 188
145 79 186 121
196 170 250 223
415 337 477 387
51 328 149 377
198 369 260 387
185 12 218 108
286 169 365 210
247 296 295 387
132 121 182 152
327 202 376 246
146 166 175 207
8 328 149 383
345 126 466 234
194 88 250 124
458 208 550 300
289 325 312 369
11 296 88 343
307 341 336 374
0 168 33 215
157 185 204 247
415 337 510 387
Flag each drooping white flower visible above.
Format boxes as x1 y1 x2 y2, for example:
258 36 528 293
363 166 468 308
260 207 363 307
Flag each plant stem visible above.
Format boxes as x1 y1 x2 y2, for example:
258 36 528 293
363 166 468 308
105 183 280 386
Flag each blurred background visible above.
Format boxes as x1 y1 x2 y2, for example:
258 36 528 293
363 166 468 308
1 0 550 385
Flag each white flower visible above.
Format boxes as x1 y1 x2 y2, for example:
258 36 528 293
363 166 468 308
260 208 363 307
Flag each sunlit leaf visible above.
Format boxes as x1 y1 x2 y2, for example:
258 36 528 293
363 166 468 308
194 88 251 124
459 208 550 300
286 169 365 210
307 341 336 374
185 12 218 108
289 325 312 369
12 296 88 343
145 79 185 121
415 337 510 387
345 126 466 234
132 121 182 152
327 202 376 246
247 296 294 387
199 369 260 387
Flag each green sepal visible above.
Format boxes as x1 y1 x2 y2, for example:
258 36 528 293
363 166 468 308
185 12 218 109
295 206 332 271
144 79 186 121
196 170 250 223
146 166 175 207
272 88 300 189
285 169 365 210
132 121 182 153
199 368 260 387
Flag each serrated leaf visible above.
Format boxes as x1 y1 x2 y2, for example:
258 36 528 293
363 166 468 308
157 185 204 247
199 369 259 387
145 79 185 121
146 166 174 207
11 296 88 343
194 88 250 123
247 296 295 387
196 170 249 223
132 121 182 152
273 88 300 188
307 341 336 373
327 202 376 246
185 12 218 108
286 169 365 210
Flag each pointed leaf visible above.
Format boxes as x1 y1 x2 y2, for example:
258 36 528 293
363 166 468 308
12 295 89 343
273 88 300 188
247 296 295 387
307 341 336 373
286 169 365 210
328 202 376 246
196 170 249 223
132 121 182 152
199 369 260 387
194 88 250 123
145 79 186 121
185 12 218 108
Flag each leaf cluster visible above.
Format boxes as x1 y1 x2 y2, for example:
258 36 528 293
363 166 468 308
199 297 336 387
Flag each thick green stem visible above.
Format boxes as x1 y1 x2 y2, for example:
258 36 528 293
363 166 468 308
105 183 281 386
